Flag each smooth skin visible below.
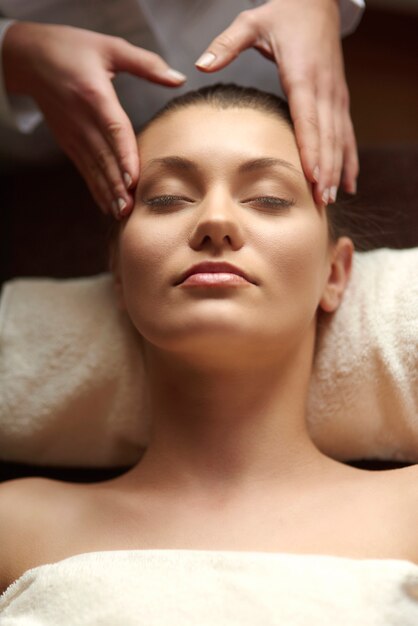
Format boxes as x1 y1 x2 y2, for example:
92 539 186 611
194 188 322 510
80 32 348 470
0 105 416 596
2 0 358 217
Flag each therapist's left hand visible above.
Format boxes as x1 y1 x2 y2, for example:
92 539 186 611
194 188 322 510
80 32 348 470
195 0 358 206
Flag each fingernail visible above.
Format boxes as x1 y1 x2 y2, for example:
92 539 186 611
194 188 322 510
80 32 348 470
195 52 216 69
112 197 128 218
352 180 357 194
166 68 187 82
118 197 128 215
111 200 120 218
313 165 320 183
123 172 133 189
322 188 330 205
329 186 338 203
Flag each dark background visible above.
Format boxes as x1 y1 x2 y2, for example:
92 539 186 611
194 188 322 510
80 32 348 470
343 2 418 146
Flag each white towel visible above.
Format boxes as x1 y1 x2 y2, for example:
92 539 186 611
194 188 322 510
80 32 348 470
0 275 151 467
1 550 418 625
307 247 418 462
0 247 417 467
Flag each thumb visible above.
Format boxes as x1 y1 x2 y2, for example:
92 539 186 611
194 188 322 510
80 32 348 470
195 11 258 72
109 39 187 86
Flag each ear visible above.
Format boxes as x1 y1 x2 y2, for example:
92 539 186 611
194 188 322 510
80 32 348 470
319 236 354 313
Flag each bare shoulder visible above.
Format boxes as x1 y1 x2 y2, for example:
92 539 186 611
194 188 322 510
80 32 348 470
0 475 60 528
389 463 418 504
0 477 78 594
0 475 58 501
384 464 418 564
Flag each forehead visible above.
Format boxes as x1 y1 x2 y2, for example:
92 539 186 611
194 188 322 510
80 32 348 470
137 105 301 170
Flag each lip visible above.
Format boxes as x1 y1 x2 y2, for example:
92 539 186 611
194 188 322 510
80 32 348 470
174 261 256 286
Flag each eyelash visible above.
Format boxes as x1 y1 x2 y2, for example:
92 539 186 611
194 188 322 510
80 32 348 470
245 196 295 209
145 195 190 207
144 195 295 210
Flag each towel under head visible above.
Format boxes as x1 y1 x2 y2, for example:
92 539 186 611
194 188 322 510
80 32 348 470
0 247 417 466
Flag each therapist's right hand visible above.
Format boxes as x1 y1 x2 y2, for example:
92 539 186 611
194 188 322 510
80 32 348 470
2 22 187 218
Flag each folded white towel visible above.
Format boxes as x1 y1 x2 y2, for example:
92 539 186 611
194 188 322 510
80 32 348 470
0 247 417 467
307 247 418 462
0 275 151 467
1 550 418 625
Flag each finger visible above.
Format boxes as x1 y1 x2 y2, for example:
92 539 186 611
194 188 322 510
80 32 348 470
286 77 320 187
79 80 140 196
99 99 140 193
87 158 132 220
110 39 187 86
253 37 275 63
68 144 117 216
195 10 259 71
340 115 359 195
73 116 134 217
35 93 123 217
328 102 345 204
88 121 133 216
315 78 337 206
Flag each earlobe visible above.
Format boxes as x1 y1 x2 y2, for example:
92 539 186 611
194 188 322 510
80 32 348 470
319 237 354 313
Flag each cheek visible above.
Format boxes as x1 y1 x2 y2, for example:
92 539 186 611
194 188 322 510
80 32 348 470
255 214 328 306
118 213 181 326
121 216 171 281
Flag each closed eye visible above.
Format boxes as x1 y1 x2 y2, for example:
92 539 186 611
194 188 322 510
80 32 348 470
144 195 295 211
243 196 295 209
144 195 194 208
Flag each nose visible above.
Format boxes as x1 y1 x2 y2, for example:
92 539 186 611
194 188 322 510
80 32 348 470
189 190 245 251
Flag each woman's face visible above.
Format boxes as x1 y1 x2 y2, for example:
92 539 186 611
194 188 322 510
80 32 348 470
117 105 348 364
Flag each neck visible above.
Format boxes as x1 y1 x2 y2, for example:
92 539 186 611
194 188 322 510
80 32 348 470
125 325 334 500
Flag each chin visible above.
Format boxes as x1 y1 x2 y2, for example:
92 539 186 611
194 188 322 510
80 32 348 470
137 318 286 366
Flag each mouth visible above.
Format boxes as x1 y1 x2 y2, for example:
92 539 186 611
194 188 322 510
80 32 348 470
174 261 256 286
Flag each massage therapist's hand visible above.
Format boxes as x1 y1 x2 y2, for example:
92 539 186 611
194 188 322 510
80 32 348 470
195 0 358 205
2 22 186 218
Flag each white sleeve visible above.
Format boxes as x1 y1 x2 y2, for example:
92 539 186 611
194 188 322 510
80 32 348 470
250 0 365 36
0 18 43 133
339 0 365 37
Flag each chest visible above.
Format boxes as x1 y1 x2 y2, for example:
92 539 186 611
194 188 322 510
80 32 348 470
43 485 413 562
8 479 415 589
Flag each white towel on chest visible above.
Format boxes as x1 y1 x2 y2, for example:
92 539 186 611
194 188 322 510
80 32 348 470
1 550 418 625
0 247 417 466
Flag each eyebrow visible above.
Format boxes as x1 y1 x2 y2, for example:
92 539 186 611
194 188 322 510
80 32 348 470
238 157 302 177
143 156 303 178
144 156 198 174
